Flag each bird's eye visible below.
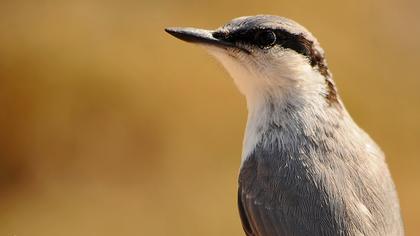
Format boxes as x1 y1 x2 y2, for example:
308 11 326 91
255 30 277 49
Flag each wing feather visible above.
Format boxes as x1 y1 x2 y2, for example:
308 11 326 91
238 187 288 236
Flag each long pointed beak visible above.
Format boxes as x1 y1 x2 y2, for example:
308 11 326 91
165 27 239 50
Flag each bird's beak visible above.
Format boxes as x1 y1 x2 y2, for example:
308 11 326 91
165 27 237 49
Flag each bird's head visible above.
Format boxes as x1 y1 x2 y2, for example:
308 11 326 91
166 15 338 110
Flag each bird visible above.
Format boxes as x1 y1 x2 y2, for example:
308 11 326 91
165 15 404 236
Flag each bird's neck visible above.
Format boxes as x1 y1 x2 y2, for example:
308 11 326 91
241 80 343 164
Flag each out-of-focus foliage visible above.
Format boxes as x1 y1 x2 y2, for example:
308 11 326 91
0 0 419 235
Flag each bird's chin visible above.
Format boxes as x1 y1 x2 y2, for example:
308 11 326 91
204 45 246 62
202 45 229 59
203 47 258 95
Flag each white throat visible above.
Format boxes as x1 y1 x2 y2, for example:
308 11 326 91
205 46 329 164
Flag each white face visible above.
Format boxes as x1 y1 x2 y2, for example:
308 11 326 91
203 39 325 112
206 43 313 90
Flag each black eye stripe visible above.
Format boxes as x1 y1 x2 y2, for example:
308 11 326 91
214 28 311 54
213 28 329 77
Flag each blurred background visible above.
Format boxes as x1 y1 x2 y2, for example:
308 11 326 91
0 0 419 235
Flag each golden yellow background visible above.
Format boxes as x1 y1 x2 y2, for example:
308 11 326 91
0 0 419 235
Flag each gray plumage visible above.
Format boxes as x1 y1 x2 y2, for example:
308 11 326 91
165 15 404 236
238 101 403 236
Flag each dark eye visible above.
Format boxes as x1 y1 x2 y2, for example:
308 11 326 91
255 30 277 48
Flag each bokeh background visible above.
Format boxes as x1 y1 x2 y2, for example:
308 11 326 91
0 0 419 235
